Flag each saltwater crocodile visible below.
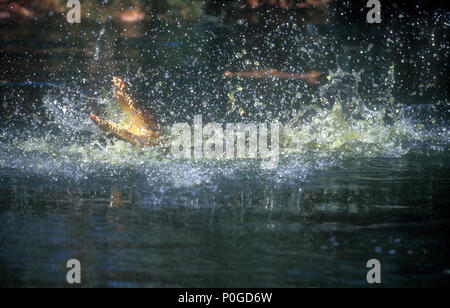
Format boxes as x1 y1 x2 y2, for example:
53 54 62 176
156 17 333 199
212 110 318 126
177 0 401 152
90 77 160 147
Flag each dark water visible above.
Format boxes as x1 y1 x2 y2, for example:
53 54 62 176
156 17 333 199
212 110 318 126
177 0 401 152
0 5 449 287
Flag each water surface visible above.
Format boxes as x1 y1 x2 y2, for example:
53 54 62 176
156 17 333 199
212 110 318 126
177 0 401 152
0 5 449 287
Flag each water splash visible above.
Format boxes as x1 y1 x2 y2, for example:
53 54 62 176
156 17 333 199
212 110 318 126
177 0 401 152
94 27 106 61
281 65 434 159
0 67 448 187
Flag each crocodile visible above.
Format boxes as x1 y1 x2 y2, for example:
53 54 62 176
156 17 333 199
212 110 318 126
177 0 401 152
90 77 160 147
90 71 320 146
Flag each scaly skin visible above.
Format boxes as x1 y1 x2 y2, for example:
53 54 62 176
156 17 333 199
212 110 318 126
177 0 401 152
90 77 160 147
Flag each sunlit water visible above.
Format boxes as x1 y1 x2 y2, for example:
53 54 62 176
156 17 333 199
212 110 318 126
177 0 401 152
0 6 449 287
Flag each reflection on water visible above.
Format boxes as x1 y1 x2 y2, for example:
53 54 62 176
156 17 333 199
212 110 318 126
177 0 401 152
1 157 449 287
0 3 449 287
